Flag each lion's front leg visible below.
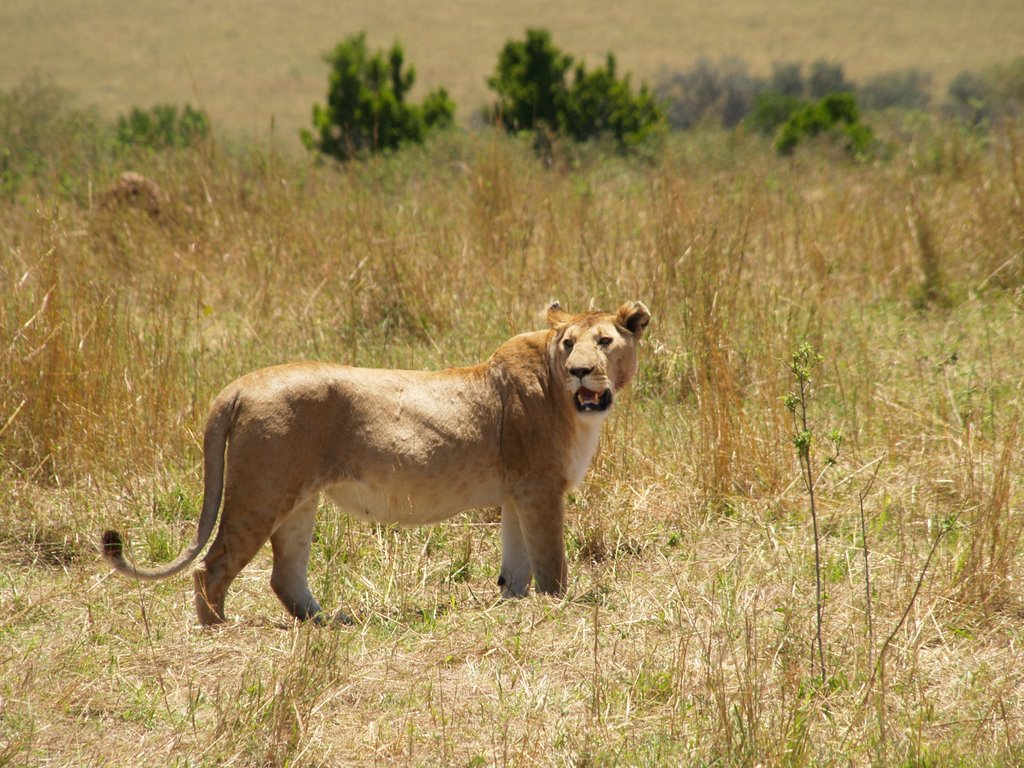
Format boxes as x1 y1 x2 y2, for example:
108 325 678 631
498 504 532 597
512 493 568 596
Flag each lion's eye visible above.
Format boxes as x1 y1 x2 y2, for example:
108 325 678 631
597 337 613 347
563 338 575 350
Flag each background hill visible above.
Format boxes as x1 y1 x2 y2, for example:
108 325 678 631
2 0 1022 143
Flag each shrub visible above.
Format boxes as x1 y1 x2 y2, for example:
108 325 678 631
748 91 805 136
945 69 991 126
487 29 664 151
859 68 933 112
945 57 1024 126
987 56 1024 118
0 75 114 196
559 54 664 146
765 60 851 102
768 62 805 98
775 92 874 157
116 104 210 149
807 60 853 99
486 28 572 133
656 57 760 129
658 58 851 133
302 32 454 161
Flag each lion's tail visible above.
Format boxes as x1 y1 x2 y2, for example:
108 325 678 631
101 390 240 581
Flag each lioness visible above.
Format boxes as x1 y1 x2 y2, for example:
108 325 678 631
102 301 650 625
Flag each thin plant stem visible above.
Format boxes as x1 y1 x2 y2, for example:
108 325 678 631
857 458 883 670
798 377 827 686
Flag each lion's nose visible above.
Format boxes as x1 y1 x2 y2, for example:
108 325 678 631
569 366 594 380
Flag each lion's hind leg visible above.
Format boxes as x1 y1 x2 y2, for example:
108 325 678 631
194 493 282 625
194 527 268 626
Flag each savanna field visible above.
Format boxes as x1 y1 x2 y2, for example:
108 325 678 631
3 3 1024 766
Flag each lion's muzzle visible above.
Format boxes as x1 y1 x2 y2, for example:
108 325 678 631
574 386 613 412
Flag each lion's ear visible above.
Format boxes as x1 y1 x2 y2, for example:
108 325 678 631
617 301 651 338
547 301 572 327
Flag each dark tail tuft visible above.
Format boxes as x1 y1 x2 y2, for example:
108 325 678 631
101 530 124 562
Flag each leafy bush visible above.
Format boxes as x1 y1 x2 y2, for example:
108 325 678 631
765 59 851 100
859 69 932 112
116 104 210 149
486 28 572 133
302 32 454 161
0 75 114 196
945 70 991 126
560 54 664 146
748 91 805 136
775 92 874 157
945 57 1024 126
987 57 1024 117
487 29 664 150
656 57 760 129
768 62 805 98
807 60 853 99
658 58 849 133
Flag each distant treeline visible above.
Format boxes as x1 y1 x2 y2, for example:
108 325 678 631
298 30 1024 162
655 56 1024 130
2 33 1024 195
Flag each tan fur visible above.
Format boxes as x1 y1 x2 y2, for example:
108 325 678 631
101 301 650 625
100 171 170 218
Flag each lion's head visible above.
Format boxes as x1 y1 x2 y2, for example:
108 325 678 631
547 301 651 415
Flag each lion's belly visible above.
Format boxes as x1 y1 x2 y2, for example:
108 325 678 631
324 473 502 526
301 364 504 524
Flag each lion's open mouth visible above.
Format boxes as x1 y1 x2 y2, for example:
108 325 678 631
575 387 613 412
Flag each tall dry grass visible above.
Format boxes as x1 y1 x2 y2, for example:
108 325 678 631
1 119 1023 765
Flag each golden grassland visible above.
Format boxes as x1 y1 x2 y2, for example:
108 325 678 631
2 0 1023 144
2 120 1024 765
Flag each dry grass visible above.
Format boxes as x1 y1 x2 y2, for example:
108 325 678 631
2 120 1024 765
2 0 1023 145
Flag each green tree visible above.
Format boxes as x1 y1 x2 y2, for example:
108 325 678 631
486 28 572 132
302 33 454 161
560 54 663 147
487 29 664 151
